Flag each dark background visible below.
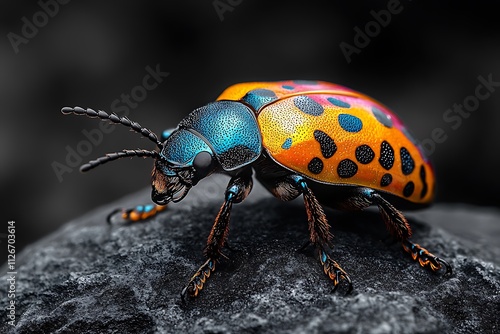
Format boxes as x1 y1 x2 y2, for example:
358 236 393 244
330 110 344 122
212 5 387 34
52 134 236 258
1 0 499 262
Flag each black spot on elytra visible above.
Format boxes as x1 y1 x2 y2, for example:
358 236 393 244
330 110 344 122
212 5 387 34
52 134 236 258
355 144 375 164
403 181 415 197
308 157 324 174
400 147 415 175
313 130 337 159
337 159 358 178
380 173 392 187
379 141 395 170
420 165 428 198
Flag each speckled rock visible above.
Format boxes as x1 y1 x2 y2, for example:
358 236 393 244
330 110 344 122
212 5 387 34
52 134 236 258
1 175 499 333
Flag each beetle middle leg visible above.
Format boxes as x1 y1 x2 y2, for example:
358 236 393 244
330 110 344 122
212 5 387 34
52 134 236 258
271 175 353 294
181 169 253 300
359 188 452 275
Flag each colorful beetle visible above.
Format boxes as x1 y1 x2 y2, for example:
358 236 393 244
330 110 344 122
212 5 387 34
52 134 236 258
61 80 451 299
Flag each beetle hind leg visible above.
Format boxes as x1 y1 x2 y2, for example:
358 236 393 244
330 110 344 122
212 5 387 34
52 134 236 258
107 204 167 224
364 189 452 276
317 241 353 293
402 240 452 275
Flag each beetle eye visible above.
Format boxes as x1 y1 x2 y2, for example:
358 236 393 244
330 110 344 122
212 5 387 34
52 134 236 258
193 151 213 182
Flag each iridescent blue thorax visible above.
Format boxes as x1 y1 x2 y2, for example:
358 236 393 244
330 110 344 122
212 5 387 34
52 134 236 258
161 100 262 174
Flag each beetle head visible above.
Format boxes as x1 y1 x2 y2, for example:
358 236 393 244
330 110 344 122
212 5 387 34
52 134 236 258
151 129 215 205
61 106 215 206
150 161 193 205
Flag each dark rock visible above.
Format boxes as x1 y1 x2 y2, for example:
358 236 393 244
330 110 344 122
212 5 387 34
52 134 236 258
1 175 499 333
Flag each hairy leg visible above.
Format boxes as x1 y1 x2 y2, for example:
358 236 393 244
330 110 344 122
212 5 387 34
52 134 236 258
181 169 253 299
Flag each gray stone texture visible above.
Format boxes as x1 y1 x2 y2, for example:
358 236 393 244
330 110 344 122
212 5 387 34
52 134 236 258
1 175 499 333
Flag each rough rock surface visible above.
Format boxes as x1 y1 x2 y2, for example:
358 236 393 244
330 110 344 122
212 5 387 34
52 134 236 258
1 175 499 334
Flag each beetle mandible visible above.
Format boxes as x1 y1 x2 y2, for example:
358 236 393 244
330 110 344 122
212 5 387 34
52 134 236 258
61 80 452 299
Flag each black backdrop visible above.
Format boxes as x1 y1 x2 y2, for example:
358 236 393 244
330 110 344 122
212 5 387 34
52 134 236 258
1 0 499 260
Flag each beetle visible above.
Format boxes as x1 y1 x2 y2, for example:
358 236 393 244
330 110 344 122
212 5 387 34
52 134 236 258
61 80 452 299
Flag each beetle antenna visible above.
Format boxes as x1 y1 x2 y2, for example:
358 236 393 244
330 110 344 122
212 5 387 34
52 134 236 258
80 149 163 173
61 106 163 149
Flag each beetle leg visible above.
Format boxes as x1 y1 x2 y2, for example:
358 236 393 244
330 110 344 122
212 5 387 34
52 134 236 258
401 240 452 275
286 175 352 294
107 204 167 224
363 188 452 276
181 169 253 300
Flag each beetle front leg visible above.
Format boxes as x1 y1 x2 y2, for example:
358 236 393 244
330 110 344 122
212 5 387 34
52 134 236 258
282 175 352 294
181 170 253 300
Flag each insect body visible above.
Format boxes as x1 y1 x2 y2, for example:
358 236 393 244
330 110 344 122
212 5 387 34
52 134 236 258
61 80 451 298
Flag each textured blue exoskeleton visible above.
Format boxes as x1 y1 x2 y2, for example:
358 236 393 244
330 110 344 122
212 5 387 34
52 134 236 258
161 101 262 173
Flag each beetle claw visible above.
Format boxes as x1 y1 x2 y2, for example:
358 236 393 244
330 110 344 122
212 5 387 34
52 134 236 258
402 240 452 276
181 258 216 301
106 208 125 225
319 249 353 295
436 257 453 276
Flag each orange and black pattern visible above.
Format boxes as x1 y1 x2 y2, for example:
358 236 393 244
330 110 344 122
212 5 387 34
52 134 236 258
218 80 434 205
